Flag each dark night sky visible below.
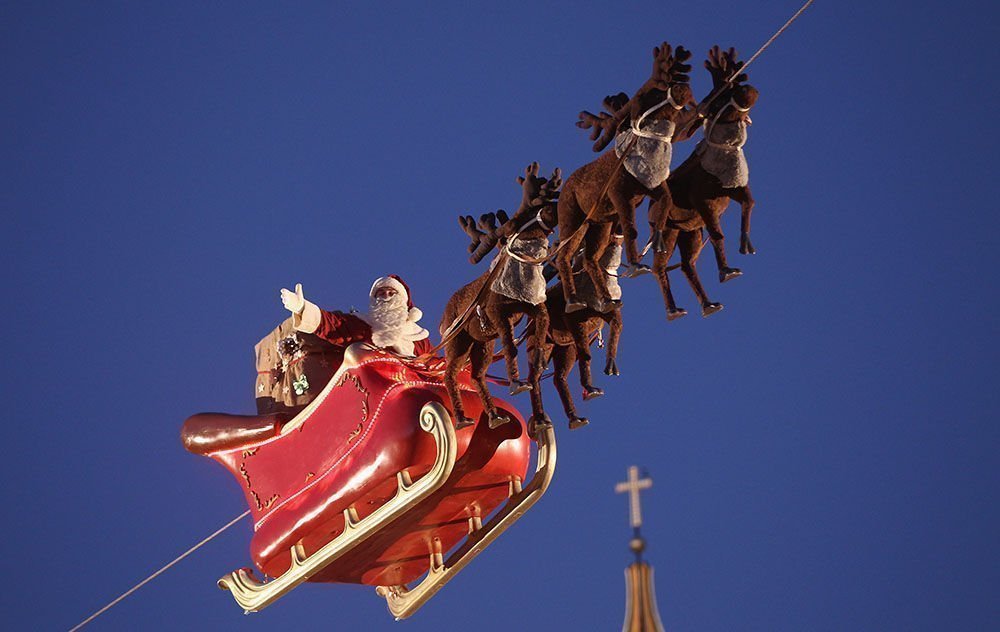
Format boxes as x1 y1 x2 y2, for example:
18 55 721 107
3 1 998 630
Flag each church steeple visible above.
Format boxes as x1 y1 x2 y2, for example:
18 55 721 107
616 466 665 632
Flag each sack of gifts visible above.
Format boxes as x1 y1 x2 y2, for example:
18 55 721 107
254 317 343 415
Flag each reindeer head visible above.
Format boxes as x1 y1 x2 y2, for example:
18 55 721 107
513 162 561 234
577 42 696 151
704 46 759 122
458 163 561 263
633 42 696 121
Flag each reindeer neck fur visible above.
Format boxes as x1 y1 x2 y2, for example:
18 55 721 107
694 97 752 189
615 97 680 191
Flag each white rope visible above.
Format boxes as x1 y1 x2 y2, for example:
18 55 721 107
628 92 681 140
738 0 815 77
674 0 815 142
68 510 250 631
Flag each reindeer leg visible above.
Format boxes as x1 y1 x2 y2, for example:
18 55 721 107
444 334 476 429
556 189 588 312
680 229 723 317
652 227 686 321
647 184 674 254
731 185 756 255
554 344 588 430
582 221 617 312
485 302 529 396
610 185 650 277
524 303 553 437
469 339 509 429
700 205 741 283
603 309 623 376
555 247 585 313
569 318 602 400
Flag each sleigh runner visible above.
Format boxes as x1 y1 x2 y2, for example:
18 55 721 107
182 343 555 617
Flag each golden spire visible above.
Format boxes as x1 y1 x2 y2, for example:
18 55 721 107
616 466 665 632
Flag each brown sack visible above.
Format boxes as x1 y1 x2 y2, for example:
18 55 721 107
254 318 344 415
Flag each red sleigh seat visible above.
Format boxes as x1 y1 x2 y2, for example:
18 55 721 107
183 343 556 618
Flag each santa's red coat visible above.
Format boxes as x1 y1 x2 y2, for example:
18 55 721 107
312 309 434 359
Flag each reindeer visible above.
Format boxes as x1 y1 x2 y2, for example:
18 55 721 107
440 163 561 432
554 42 702 314
537 236 624 430
651 46 760 319
464 215 625 431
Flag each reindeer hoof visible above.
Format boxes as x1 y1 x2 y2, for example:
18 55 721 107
667 308 688 321
701 303 724 317
719 268 742 283
527 414 553 439
622 263 651 278
568 417 590 430
488 411 512 429
740 236 756 255
509 380 532 396
582 386 604 401
455 416 475 430
604 359 620 376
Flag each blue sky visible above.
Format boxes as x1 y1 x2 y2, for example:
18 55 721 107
2 1 998 630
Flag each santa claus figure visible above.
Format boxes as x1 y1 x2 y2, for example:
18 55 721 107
279 275 433 358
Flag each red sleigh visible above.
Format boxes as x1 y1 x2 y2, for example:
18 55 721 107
181 343 556 618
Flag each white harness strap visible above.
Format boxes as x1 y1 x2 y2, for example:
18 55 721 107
704 98 751 149
629 88 684 140
504 209 551 265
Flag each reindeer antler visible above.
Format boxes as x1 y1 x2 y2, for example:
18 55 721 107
461 163 561 264
705 46 748 91
461 210 510 264
458 215 483 254
577 92 629 152
501 162 560 238
515 162 561 211
659 43 693 87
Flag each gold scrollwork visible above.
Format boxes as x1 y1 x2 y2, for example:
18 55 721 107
347 423 363 442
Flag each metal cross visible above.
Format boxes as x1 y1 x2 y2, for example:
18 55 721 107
615 465 653 529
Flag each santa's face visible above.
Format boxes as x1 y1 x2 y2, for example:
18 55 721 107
373 286 398 302
369 285 408 329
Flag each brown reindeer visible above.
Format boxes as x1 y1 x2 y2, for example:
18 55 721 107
651 46 760 319
555 42 702 314
537 237 624 430
440 163 561 432
465 216 625 431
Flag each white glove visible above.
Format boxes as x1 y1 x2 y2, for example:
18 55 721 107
280 283 306 315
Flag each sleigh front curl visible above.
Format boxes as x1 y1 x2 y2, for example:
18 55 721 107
182 343 555 618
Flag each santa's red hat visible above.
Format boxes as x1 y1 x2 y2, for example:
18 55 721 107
370 275 422 322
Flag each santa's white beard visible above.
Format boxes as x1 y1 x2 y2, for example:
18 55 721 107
367 295 418 356
369 295 408 330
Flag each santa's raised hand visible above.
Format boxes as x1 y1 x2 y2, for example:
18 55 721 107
280 283 306 315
